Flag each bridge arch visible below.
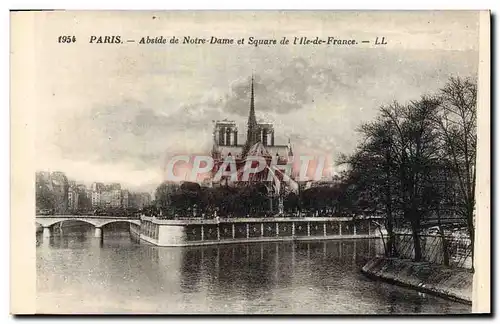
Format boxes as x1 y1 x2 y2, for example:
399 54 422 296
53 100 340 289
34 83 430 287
99 219 141 227
35 218 100 228
36 216 141 239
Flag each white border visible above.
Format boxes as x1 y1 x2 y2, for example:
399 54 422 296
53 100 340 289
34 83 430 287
3 1 497 323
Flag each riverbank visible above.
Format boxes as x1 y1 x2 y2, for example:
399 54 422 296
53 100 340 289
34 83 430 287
361 257 472 304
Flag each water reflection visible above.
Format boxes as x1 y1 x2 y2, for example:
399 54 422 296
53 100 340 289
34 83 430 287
36 227 471 314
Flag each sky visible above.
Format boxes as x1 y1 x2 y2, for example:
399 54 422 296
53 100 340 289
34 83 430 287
31 11 480 191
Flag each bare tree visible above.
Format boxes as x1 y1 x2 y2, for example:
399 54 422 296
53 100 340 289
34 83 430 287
339 118 399 257
338 76 477 265
380 97 442 261
434 76 477 265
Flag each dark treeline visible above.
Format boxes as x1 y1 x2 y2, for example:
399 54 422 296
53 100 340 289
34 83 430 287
149 180 362 219
338 76 477 265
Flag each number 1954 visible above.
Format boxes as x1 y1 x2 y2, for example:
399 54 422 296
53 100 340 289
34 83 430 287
58 36 77 43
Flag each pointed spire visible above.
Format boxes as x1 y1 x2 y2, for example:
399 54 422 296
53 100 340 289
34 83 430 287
244 75 259 156
249 74 256 130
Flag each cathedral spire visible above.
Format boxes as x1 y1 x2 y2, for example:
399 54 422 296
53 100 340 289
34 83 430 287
244 75 259 156
248 75 257 132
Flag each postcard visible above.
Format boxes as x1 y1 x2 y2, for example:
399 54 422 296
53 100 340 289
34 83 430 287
10 10 490 314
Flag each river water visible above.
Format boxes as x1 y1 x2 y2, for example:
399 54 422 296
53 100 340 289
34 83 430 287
36 226 471 314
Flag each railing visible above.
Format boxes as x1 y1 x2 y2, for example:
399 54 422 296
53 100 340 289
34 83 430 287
36 214 141 219
149 211 385 220
393 233 472 269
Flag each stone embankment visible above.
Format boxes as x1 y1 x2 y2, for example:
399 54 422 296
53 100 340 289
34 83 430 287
362 257 472 304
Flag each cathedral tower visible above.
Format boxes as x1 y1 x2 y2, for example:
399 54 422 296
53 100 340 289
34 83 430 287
243 76 259 156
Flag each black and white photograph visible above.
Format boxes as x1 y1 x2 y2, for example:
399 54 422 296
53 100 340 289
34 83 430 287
10 10 490 314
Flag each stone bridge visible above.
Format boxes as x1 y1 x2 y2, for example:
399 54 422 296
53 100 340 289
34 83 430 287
36 215 141 238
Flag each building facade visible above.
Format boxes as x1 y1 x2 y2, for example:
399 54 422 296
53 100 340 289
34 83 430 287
100 189 121 208
91 182 105 192
91 190 101 208
67 186 79 211
90 182 134 209
122 190 129 209
211 77 292 162
210 77 294 191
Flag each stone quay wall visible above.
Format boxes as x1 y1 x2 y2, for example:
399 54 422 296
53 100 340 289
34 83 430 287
362 257 472 304
136 216 382 247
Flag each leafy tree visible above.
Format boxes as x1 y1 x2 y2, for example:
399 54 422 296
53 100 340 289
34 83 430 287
154 182 180 212
284 192 300 213
36 175 55 211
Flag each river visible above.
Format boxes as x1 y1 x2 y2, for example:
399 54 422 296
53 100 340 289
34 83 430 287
36 225 471 314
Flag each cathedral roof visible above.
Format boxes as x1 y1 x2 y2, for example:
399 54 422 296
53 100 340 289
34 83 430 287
246 142 271 158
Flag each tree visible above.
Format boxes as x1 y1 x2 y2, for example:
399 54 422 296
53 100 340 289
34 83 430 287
35 174 55 211
154 182 180 216
434 76 477 265
77 191 92 212
338 76 477 264
284 192 300 213
379 97 442 261
422 160 456 266
36 182 55 211
341 97 442 261
339 119 399 256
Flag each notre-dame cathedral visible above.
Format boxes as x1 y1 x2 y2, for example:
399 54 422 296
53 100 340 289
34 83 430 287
211 77 293 167
209 77 295 188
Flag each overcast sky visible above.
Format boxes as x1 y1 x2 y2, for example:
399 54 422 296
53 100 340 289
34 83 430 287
32 11 480 190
